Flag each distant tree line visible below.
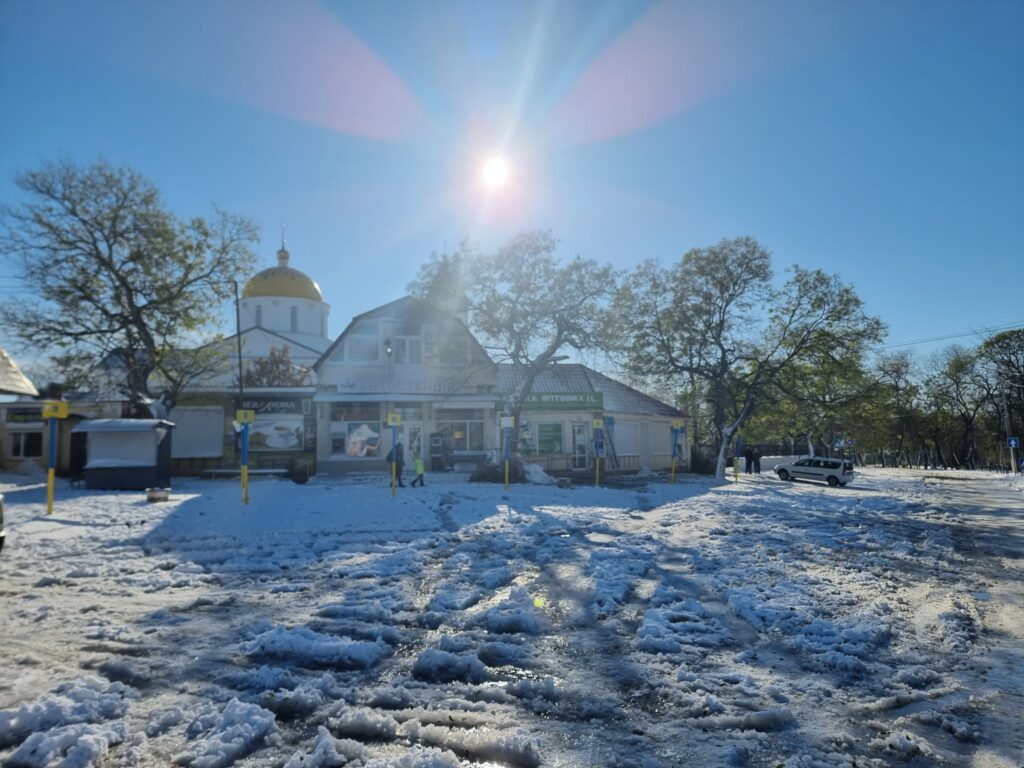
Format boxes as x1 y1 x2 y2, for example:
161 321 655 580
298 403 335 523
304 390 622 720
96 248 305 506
3 159 1019 475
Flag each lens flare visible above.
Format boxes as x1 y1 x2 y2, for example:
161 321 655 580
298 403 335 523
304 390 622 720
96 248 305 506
482 156 510 189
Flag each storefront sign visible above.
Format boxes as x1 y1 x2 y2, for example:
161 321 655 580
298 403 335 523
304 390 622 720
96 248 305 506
239 397 305 414
523 393 604 411
6 408 43 424
321 377 462 394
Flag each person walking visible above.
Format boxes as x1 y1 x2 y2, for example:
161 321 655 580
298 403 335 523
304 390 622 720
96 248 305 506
744 447 754 474
410 452 426 487
752 448 762 474
386 441 406 487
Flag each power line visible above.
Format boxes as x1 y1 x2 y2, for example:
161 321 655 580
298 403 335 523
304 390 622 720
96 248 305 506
885 321 1024 349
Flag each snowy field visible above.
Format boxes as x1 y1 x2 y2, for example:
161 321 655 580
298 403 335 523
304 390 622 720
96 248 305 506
1 464 1021 768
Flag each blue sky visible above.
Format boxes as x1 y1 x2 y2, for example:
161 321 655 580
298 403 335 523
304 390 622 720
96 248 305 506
1 0 1022 357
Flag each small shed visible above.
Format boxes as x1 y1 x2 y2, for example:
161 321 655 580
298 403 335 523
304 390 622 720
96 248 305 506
71 419 175 490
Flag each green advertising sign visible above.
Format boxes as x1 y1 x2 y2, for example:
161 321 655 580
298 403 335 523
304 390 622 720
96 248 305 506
522 392 603 411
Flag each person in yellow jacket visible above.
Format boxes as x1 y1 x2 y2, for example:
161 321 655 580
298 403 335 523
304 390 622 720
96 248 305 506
411 453 426 487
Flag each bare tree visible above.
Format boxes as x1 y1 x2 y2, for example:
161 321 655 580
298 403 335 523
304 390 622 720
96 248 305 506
0 159 258 414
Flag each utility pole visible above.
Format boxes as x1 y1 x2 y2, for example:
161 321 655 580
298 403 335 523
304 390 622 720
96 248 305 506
1000 381 1017 474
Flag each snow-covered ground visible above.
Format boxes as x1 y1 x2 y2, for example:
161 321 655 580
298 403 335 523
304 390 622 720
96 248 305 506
1 464 1021 768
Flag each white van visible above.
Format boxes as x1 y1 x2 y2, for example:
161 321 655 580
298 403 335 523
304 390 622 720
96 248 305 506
774 457 854 487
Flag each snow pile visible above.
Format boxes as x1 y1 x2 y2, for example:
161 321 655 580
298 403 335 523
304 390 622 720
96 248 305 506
0 675 136 748
283 726 368 767
637 587 733 654
398 721 542 768
411 648 488 684
327 707 400 740
178 698 279 767
588 542 654 618
523 464 556 485
4 721 127 768
481 586 549 634
242 623 391 669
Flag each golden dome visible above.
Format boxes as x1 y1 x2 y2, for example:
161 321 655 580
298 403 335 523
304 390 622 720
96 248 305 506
242 246 323 302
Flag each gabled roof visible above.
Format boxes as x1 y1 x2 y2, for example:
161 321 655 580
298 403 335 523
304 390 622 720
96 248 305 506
313 296 491 370
0 348 38 396
499 363 685 418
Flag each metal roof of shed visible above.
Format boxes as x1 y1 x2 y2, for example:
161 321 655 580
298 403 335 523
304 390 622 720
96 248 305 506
72 419 175 433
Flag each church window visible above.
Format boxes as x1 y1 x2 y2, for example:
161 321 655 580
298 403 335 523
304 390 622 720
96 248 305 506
255 305 263 328
290 306 298 332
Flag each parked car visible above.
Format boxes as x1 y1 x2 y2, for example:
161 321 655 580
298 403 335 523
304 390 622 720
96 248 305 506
0 493 5 553
774 457 854 487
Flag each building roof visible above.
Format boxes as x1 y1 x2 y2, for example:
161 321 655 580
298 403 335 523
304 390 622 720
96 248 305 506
314 296 490 370
499 363 684 418
242 246 324 302
0 348 38 396
72 419 174 433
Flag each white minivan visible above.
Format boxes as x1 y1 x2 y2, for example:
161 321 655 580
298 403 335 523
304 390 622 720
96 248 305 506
774 457 854 487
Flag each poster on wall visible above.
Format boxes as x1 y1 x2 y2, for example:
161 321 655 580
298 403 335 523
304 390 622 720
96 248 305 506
250 415 304 451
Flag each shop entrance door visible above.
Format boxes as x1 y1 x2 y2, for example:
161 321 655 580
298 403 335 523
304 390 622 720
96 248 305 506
572 423 589 469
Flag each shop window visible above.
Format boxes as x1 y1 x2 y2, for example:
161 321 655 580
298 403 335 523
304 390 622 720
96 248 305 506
9 431 43 458
537 423 564 454
393 403 424 421
436 418 484 451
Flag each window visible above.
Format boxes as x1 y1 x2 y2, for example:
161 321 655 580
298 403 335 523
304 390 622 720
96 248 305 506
290 306 298 332
537 423 564 454
9 431 43 458
346 337 380 362
436 409 484 451
255 305 263 328
320 312 325 337
392 403 423 421
330 403 381 458
393 337 422 364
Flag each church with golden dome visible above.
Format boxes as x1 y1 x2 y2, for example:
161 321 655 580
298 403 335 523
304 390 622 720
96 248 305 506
238 241 331 359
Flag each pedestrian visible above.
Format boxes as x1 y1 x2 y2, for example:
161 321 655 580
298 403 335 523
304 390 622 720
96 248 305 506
386 441 406 487
411 452 426 487
744 447 754 474
753 448 762 474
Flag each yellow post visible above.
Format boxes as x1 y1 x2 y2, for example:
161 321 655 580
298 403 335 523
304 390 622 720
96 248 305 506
42 401 68 515
504 459 510 488
47 468 55 514
236 409 255 506
670 457 677 484
733 458 739 483
391 461 397 497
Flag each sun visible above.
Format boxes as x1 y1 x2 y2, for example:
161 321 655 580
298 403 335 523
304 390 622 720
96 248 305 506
481 155 510 190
